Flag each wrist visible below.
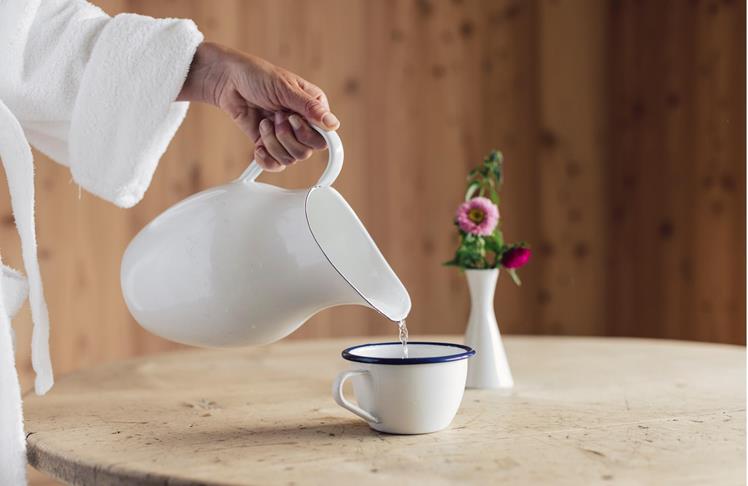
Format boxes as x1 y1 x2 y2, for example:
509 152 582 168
178 42 229 106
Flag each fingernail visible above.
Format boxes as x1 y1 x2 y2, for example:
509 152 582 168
289 114 302 130
260 119 272 133
256 146 267 158
322 112 339 129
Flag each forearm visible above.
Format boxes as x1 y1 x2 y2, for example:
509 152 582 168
177 41 229 105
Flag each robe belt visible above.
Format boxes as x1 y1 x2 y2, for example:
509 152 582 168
0 99 53 395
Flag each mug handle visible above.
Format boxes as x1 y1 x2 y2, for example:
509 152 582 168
237 125 344 187
332 370 380 424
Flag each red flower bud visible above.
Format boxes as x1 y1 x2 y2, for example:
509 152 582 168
501 247 531 269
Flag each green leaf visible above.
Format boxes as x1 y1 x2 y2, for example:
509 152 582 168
485 233 501 253
465 181 480 201
494 229 505 248
489 187 499 204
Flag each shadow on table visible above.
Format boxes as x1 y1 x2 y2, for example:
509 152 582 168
156 419 400 450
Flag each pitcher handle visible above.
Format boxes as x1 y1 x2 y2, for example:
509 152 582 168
237 125 344 187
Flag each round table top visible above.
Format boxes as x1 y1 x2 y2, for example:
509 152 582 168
25 335 745 485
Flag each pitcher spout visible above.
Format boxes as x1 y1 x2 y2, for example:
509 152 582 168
305 186 411 322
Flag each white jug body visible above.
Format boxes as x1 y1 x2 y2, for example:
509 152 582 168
121 128 410 347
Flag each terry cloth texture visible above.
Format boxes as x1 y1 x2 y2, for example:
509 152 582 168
0 1 202 483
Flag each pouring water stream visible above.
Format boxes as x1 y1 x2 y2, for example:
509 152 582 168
398 319 409 358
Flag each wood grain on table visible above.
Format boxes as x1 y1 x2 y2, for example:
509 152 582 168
25 336 745 485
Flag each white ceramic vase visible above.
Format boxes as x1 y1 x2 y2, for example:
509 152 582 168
464 269 514 389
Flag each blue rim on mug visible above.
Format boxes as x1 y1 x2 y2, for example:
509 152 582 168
342 341 476 365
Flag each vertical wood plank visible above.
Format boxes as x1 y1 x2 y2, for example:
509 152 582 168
607 0 746 344
536 0 610 336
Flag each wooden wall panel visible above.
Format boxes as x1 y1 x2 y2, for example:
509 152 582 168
3 0 743 401
607 0 746 344
536 0 609 336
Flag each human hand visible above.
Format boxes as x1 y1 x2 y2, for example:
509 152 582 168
178 42 340 171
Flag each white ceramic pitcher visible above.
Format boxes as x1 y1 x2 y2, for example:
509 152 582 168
121 128 410 347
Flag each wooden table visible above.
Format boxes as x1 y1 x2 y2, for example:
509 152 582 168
25 336 745 485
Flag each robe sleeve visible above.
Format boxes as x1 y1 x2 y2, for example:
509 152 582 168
0 0 203 208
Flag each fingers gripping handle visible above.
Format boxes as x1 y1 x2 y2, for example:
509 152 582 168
239 126 344 187
332 370 379 424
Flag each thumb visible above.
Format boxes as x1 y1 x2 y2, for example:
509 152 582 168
285 86 340 130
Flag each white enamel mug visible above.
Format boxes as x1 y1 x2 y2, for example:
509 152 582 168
332 342 475 434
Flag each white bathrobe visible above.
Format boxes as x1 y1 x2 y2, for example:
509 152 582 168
0 1 203 483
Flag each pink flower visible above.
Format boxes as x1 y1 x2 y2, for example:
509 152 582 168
501 247 531 269
456 197 499 236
